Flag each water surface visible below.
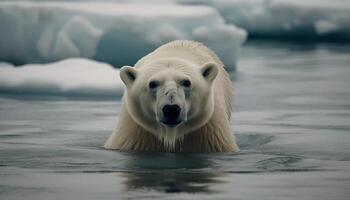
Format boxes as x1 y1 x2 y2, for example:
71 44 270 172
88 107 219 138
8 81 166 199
1 42 350 200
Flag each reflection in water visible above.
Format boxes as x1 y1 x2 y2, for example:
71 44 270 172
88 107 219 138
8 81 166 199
120 153 224 194
122 172 223 194
123 153 213 170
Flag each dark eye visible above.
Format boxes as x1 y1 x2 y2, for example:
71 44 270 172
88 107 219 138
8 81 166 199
181 79 191 88
148 80 159 89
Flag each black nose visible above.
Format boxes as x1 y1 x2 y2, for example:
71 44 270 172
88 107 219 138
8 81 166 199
162 104 181 120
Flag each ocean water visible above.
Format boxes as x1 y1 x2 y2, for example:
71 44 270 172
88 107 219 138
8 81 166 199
1 42 350 200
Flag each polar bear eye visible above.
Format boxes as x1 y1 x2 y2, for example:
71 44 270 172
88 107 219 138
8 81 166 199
148 80 159 89
181 79 191 88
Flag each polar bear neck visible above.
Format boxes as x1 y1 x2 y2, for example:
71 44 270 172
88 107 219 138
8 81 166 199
158 127 183 151
104 100 238 152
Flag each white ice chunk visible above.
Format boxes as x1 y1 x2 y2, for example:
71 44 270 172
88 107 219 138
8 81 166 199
0 58 124 96
147 24 186 45
53 16 103 58
52 31 81 60
179 0 350 41
0 2 246 69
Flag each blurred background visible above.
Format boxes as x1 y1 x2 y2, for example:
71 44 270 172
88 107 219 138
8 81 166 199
0 1 349 200
0 0 349 96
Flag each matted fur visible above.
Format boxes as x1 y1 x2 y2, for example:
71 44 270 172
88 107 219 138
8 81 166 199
104 40 238 152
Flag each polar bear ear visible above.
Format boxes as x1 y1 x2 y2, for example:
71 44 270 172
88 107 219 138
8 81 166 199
200 62 219 82
120 66 137 87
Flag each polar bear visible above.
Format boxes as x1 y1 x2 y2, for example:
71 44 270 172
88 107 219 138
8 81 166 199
104 40 238 152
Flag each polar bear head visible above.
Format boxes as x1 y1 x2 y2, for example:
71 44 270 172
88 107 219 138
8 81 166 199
120 58 219 145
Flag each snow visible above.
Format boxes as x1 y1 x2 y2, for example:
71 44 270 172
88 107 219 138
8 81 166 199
0 1 247 69
178 0 350 42
0 58 124 96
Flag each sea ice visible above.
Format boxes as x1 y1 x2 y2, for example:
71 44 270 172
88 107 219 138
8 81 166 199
0 2 247 69
179 0 350 42
0 58 124 96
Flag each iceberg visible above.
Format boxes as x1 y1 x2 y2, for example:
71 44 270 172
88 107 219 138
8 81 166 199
0 58 124 96
178 0 350 42
0 2 247 69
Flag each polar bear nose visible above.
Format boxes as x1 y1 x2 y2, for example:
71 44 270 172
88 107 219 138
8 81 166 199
162 104 181 120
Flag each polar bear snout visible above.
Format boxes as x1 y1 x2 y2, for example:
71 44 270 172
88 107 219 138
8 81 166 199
162 104 181 120
161 104 182 127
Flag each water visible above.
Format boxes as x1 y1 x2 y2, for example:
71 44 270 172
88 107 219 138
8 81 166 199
1 42 350 200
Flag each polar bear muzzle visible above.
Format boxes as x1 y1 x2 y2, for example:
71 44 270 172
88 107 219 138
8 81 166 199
161 104 182 127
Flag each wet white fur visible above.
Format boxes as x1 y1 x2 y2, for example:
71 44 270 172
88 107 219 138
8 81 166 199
104 40 238 152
